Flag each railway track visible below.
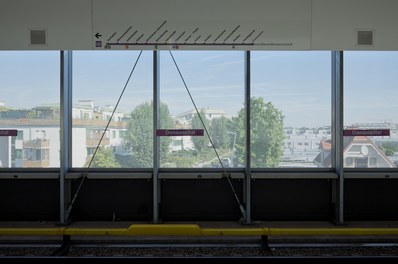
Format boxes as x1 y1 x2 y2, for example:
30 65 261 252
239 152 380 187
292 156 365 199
1 237 398 263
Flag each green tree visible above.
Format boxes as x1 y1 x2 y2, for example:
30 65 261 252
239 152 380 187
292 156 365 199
164 150 196 167
26 110 37 119
125 101 173 168
380 141 398 156
210 116 231 149
191 109 210 153
234 97 285 168
87 147 120 168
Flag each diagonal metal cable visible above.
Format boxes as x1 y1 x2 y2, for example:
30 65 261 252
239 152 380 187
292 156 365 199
168 50 246 219
65 50 143 220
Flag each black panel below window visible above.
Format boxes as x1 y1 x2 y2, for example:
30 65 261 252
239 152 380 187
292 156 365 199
252 179 332 220
0 179 59 221
160 179 243 221
71 179 152 221
345 179 398 220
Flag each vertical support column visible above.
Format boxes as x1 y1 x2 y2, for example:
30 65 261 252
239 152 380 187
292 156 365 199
153 50 160 223
244 51 252 224
332 51 344 225
60 51 72 225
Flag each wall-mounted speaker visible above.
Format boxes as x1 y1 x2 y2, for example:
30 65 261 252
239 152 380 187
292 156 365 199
29 29 47 45
356 30 374 46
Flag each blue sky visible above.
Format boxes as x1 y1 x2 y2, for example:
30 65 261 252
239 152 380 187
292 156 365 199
1 50 397 128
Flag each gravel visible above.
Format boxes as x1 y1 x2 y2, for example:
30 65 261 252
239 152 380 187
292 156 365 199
1 245 397 257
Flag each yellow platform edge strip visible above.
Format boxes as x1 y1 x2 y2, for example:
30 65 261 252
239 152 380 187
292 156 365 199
127 224 201 236
64 228 127 236
1 226 398 236
0 228 65 236
201 228 265 236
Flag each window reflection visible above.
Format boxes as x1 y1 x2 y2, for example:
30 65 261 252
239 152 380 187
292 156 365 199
344 51 398 168
159 51 245 168
72 51 153 168
251 51 331 168
0 51 60 168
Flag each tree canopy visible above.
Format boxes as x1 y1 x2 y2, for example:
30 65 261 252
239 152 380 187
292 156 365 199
210 116 231 149
87 147 120 168
191 109 210 153
125 101 174 168
234 97 285 168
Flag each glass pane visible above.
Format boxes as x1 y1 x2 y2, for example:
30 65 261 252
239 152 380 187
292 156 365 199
344 51 398 168
72 51 153 168
251 51 331 168
0 51 60 168
159 51 244 168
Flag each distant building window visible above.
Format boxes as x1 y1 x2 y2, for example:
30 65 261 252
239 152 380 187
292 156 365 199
36 150 41 160
15 149 22 159
369 157 377 167
346 157 354 166
356 157 368 168
17 131 23 140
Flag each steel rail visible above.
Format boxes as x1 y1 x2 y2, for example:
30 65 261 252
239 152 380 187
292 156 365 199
1 240 398 249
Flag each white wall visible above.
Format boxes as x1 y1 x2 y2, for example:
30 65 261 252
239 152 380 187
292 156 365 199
311 0 398 50
1 0 398 50
72 127 87 167
92 0 311 50
0 137 11 167
0 0 92 50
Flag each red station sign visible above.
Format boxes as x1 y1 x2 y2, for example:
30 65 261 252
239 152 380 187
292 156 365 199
343 129 390 137
0 130 17 136
156 129 204 136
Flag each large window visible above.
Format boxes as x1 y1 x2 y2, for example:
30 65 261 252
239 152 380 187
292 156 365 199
251 51 331 168
159 51 245 168
344 51 398 168
5 50 397 171
0 51 60 168
72 51 153 168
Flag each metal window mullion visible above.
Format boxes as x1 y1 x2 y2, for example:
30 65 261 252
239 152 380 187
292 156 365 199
332 51 344 225
153 50 160 223
244 50 252 224
60 50 72 224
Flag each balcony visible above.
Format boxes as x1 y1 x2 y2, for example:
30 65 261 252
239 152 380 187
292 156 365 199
86 135 110 147
23 139 50 149
22 159 50 168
